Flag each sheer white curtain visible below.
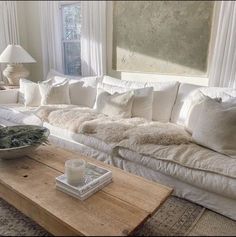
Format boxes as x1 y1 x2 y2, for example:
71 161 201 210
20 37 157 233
40 1 63 79
209 1 236 88
81 1 107 77
0 1 20 81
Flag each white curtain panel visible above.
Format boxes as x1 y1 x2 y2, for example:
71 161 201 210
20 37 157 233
209 1 236 89
81 1 107 77
0 1 20 81
40 1 63 79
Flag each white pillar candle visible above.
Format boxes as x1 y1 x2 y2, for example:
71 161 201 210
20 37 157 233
65 159 86 186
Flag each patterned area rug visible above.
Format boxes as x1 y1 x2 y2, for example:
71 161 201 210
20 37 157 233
0 196 204 236
0 198 50 236
134 196 205 236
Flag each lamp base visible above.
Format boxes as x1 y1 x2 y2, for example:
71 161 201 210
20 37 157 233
3 64 29 86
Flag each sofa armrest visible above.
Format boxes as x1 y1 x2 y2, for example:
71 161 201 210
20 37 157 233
0 89 19 104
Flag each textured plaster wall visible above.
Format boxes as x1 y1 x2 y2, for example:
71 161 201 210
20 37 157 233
113 1 214 76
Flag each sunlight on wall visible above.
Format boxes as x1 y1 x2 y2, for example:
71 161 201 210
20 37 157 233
113 1 214 77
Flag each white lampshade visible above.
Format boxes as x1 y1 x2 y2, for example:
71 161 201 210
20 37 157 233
0 44 36 63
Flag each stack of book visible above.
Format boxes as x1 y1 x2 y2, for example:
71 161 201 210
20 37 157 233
56 162 112 201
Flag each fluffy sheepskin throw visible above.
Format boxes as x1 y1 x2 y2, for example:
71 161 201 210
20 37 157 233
124 122 193 146
35 106 193 146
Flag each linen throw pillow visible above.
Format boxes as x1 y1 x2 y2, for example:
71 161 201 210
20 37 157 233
184 91 222 134
145 81 179 122
39 79 71 105
94 87 134 118
99 83 153 120
192 97 236 158
19 78 47 106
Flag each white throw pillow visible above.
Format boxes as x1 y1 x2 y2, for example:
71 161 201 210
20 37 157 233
184 91 221 134
192 97 236 158
39 80 71 105
101 78 179 122
69 77 101 107
145 81 180 122
94 87 134 118
99 83 153 120
23 82 42 106
19 78 47 106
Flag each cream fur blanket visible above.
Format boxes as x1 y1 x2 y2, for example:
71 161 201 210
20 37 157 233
36 106 192 146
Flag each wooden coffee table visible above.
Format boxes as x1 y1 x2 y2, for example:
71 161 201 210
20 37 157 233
0 145 172 236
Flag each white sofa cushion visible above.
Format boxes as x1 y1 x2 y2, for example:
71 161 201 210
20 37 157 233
0 104 42 126
69 77 100 107
170 83 202 125
184 92 223 134
192 97 236 158
43 122 114 155
19 78 41 105
39 79 71 105
20 78 70 106
94 87 134 118
103 76 179 122
46 70 101 108
145 81 179 122
118 147 236 199
99 83 153 120
200 87 236 100
103 75 146 88
23 80 42 106
171 83 236 133
0 89 18 104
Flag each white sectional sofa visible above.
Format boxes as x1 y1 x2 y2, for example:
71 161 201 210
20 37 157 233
0 74 235 220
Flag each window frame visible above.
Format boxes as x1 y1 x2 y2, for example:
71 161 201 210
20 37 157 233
59 1 81 76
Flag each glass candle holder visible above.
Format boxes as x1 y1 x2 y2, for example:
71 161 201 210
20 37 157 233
65 159 86 186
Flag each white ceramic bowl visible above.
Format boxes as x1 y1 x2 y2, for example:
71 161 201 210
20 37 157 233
0 144 41 160
0 125 50 160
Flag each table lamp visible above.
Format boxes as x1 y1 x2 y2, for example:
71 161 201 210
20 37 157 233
0 44 36 86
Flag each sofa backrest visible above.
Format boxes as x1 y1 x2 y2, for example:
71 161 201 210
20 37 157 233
103 75 147 88
50 73 180 121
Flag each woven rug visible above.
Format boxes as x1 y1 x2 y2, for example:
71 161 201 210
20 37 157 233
0 196 204 236
188 210 236 236
134 196 205 236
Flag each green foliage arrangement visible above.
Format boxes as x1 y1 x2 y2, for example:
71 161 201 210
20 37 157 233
0 125 49 149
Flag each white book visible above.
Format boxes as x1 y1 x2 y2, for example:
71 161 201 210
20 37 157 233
56 175 112 196
56 178 112 201
56 162 112 196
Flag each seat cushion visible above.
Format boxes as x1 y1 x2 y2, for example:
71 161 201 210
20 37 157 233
0 104 42 126
43 122 114 155
118 145 236 199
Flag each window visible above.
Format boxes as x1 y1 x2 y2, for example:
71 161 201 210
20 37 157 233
60 1 82 76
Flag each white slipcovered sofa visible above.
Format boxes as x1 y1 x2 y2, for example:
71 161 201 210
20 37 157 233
0 74 235 220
